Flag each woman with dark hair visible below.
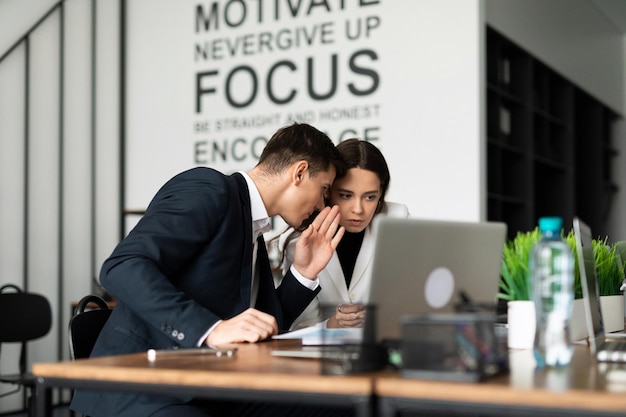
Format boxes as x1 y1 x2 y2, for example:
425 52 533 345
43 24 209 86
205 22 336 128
276 138 409 330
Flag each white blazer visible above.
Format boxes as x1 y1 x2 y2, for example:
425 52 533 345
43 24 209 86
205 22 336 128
278 202 410 330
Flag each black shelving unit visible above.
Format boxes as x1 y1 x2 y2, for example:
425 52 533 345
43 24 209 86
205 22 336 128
486 27 618 239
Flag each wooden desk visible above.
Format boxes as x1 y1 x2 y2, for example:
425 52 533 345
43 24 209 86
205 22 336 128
34 341 626 417
376 346 626 417
33 339 374 417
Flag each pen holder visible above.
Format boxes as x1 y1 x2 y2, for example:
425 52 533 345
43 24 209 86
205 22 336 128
400 312 508 382
319 304 385 375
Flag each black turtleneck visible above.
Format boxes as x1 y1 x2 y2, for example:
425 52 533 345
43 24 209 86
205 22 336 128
336 230 365 289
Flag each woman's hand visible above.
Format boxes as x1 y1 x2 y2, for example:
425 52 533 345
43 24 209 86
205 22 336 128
326 303 366 328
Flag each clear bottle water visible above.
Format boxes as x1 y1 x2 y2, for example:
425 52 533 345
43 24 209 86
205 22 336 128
530 217 574 367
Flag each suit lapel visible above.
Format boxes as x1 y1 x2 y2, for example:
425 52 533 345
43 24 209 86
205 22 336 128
233 173 253 307
322 253 350 299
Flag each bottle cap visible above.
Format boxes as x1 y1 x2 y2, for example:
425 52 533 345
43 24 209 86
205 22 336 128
538 217 562 233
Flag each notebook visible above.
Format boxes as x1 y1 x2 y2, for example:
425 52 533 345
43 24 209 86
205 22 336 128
573 217 626 362
366 217 507 343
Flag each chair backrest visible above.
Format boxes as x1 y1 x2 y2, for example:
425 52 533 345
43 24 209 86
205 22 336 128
0 284 52 375
68 295 112 360
0 284 52 343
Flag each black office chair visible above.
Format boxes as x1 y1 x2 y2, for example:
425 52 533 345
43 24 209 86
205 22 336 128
0 283 52 416
67 294 112 417
68 294 112 361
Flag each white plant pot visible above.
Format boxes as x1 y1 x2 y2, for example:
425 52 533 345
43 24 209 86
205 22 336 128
570 294 624 340
570 298 587 341
509 349 537 388
507 300 535 350
600 294 625 334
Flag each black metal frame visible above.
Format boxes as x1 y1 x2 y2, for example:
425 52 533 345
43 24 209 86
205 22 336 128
378 396 626 417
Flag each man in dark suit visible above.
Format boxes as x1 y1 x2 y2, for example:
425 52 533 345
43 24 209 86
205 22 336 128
70 123 351 417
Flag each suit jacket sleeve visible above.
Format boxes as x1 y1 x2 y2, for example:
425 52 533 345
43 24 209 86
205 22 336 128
254 236 320 330
99 168 237 349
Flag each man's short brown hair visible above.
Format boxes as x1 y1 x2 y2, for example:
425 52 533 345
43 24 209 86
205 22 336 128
257 123 345 178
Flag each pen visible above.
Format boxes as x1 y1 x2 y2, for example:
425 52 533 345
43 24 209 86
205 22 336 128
147 347 237 361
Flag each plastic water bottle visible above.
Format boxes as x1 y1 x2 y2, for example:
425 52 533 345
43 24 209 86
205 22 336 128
530 217 574 367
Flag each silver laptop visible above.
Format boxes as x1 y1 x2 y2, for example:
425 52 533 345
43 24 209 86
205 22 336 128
367 217 507 342
574 217 626 362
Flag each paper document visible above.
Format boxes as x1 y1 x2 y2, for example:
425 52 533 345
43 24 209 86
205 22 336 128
274 323 363 345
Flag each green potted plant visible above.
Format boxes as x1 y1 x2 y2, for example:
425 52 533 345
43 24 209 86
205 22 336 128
561 230 622 297
499 227 625 346
587 236 624 333
563 230 624 336
499 228 541 303
498 227 541 348
591 237 624 296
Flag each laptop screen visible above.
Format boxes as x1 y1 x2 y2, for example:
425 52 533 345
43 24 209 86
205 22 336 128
573 217 606 352
367 217 507 342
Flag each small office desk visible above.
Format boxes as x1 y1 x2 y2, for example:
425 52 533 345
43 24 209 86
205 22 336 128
376 346 626 417
33 339 374 417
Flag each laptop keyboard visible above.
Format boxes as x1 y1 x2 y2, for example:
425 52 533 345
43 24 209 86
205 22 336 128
597 340 626 362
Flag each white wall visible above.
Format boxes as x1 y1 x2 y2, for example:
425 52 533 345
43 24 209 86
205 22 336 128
0 0 121 412
27 9 62 401
124 0 485 222
0 14 29 414
93 0 122 283
379 1 485 221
